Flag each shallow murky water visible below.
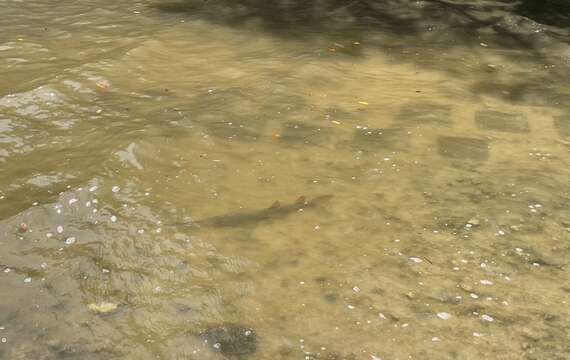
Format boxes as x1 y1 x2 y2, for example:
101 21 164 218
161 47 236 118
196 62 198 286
1 0 570 359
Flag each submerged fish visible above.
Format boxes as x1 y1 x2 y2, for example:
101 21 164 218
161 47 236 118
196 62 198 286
179 194 333 228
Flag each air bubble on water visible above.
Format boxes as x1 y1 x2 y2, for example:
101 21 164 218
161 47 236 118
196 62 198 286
3 268 10 273
481 314 494 322
156 228 162 234
46 233 53 238
56 209 62 214
56 225 64 233
437 312 451 320
353 286 361 292
473 332 483 337
431 337 440 342
245 330 252 336
86 201 91 207
480 279 493 285
515 248 523 253
138 229 145 234
347 304 355 310
1 338 6 343
65 237 76 245
92 199 98 204
112 186 120 193
379 313 386 319
213 343 221 349
470 293 479 299
24 277 32 283
68 198 78 205
110 215 117 222
480 263 487 268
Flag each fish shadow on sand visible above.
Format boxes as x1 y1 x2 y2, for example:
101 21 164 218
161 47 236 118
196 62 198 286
175 194 334 229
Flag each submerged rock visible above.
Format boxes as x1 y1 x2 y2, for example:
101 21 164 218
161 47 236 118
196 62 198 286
202 324 257 356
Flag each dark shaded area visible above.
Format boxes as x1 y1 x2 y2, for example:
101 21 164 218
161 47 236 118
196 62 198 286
151 0 569 49
517 0 570 27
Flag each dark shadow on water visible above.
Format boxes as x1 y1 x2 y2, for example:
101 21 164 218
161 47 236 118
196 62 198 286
150 0 570 106
151 0 569 48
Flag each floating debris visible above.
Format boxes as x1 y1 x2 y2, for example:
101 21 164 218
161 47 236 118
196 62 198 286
480 279 493 285
88 302 118 314
409 257 423 263
481 314 494 322
112 186 120 193
18 223 28 233
437 312 451 320
89 186 97 192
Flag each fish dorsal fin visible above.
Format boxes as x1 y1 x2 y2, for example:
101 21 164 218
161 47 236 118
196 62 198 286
269 200 281 210
294 196 307 206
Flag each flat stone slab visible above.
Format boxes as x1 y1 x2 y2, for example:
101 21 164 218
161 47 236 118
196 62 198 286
205 121 262 142
201 324 257 356
279 122 329 145
397 102 452 126
437 136 489 160
475 110 529 133
554 115 569 139
353 127 409 150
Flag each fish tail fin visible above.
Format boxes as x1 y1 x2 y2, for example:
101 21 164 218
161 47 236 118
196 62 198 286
295 196 307 206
